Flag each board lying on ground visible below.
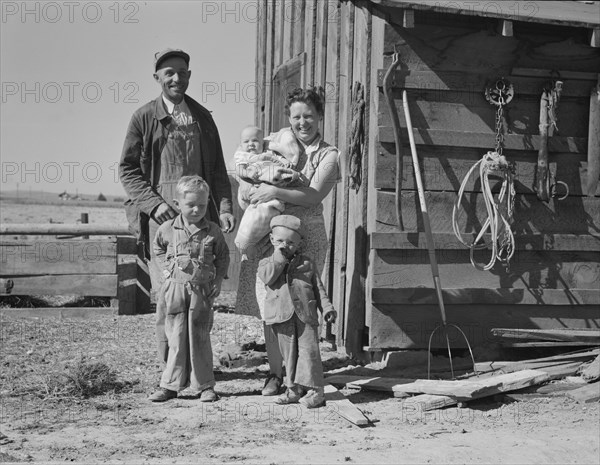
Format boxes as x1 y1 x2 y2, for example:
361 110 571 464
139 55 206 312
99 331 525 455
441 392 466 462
324 384 371 426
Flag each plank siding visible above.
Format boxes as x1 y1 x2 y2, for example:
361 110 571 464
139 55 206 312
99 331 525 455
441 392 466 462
343 2 372 356
264 0 275 131
332 0 355 347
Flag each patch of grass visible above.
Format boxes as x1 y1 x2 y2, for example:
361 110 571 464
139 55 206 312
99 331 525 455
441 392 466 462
39 356 136 400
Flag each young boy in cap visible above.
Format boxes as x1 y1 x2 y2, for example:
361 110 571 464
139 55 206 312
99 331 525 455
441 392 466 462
257 215 336 408
149 175 229 403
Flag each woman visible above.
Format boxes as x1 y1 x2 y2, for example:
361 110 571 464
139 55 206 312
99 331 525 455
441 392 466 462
240 87 341 396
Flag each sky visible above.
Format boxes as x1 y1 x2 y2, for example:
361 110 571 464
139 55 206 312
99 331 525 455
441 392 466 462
1 0 257 197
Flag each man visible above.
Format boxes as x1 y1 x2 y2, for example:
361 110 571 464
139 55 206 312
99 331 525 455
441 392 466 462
120 48 235 364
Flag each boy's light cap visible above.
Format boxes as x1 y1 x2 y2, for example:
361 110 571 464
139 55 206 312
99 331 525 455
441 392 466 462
154 48 190 71
270 215 305 238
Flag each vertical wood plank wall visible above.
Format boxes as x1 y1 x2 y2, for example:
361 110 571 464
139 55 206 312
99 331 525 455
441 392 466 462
369 7 600 349
255 0 376 355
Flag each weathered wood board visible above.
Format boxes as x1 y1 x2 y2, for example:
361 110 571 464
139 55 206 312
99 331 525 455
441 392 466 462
375 190 600 234
369 303 600 349
375 144 596 197
0 239 117 275
0 275 117 297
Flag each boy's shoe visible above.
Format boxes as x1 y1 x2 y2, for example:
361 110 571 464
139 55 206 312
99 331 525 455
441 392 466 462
261 374 283 396
299 387 325 409
149 388 177 402
274 386 304 405
199 388 219 402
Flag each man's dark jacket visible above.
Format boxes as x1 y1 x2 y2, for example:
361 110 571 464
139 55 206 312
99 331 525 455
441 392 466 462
119 94 232 255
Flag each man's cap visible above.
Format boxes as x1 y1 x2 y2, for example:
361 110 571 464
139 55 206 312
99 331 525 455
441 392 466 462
270 215 305 238
154 48 190 71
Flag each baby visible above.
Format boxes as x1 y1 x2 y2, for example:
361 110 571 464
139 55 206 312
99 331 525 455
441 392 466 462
234 125 309 258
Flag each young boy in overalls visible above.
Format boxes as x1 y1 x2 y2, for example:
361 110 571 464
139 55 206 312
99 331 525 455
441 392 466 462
257 215 337 408
149 175 230 402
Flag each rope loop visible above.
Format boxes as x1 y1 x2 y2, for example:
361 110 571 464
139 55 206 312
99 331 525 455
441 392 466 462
452 151 516 271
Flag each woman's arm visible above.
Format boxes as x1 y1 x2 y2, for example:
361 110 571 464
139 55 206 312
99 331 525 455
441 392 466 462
248 149 339 208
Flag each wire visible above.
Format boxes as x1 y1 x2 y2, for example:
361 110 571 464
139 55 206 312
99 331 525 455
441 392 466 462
452 151 516 271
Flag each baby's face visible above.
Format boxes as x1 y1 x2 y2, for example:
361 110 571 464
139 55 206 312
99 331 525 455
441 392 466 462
240 128 264 154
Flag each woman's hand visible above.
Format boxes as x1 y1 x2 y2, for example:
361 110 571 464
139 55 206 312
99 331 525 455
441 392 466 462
248 183 277 205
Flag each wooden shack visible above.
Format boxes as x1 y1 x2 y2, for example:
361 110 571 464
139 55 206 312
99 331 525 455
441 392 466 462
252 0 600 356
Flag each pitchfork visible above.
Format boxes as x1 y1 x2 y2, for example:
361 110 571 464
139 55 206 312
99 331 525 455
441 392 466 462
401 90 476 379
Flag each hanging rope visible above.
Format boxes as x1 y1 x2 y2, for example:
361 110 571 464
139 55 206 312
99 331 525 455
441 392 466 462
348 81 365 192
452 151 516 271
453 79 516 271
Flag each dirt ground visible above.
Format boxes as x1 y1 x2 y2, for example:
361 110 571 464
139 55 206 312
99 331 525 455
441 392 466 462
1 299 599 465
1 199 599 463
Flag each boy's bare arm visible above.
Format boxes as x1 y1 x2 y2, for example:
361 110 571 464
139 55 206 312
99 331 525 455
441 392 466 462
312 261 337 323
257 249 288 286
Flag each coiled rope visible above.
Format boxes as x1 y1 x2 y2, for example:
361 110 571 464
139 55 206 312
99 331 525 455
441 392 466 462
452 150 516 271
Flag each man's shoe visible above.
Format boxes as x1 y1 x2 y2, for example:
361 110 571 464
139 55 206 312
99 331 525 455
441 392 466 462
261 374 283 396
199 388 219 402
149 388 177 402
274 386 304 405
299 387 325 409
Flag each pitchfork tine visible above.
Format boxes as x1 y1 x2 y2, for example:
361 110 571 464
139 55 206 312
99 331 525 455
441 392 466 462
402 90 477 380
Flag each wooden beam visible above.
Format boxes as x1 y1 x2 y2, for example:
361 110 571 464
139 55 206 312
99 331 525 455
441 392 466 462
474 348 600 374
567 383 600 403
0 224 129 235
587 81 600 196
394 369 550 400
372 288 600 306
0 307 116 319
375 146 595 196
324 384 370 425
325 374 415 393
581 355 600 382
1 239 117 275
378 127 587 153
0 275 117 297
370 232 600 252
491 328 600 343
400 369 550 410
375 69 596 97
369 303 600 349
375 190 600 235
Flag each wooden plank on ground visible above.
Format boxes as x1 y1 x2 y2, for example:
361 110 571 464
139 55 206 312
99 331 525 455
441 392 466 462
475 349 600 373
0 239 117 275
324 384 370 426
581 355 600 382
400 369 550 410
0 275 117 297
492 328 600 343
325 374 414 394
566 383 600 403
394 369 550 400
